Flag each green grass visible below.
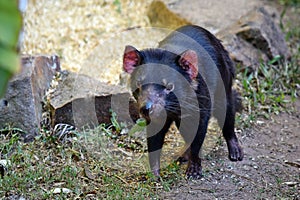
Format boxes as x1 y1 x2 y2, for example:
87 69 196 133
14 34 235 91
113 0 122 14
237 55 299 119
0 121 182 199
279 0 300 6
237 58 299 126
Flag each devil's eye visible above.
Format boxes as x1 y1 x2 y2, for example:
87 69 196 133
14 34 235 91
165 83 174 92
135 74 145 89
162 79 175 92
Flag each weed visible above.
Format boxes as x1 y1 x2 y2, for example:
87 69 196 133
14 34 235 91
278 0 300 6
113 0 122 14
237 54 299 126
237 3 300 128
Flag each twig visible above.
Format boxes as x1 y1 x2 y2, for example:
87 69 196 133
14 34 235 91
114 174 129 185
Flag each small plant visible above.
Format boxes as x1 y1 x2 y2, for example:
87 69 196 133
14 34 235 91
109 109 123 133
0 127 23 156
113 0 122 13
237 54 299 126
278 0 300 6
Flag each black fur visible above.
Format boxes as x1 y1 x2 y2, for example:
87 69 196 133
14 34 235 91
123 25 243 179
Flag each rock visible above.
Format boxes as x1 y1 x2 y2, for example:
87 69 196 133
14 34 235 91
49 71 139 129
0 159 11 177
217 31 269 69
147 0 190 30
217 7 290 68
80 27 169 85
147 1 290 69
148 0 263 33
0 55 60 141
51 188 72 194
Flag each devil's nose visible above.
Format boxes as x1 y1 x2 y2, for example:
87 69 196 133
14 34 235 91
140 102 153 116
145 102 152 110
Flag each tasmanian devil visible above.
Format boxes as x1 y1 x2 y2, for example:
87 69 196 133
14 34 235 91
123 25 243 179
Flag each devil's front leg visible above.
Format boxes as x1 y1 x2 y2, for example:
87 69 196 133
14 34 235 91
185 111 210 179
146 118 173 177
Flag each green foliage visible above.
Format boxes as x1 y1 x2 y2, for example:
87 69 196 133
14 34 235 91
110 109 123 133
279 0 300 6
113 0 122 13
0 129 20 155
0 0 22 97
0 123 182 199
128 118 146 136
237 55 299 125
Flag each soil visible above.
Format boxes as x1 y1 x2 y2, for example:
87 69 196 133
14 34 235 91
162 99 300 199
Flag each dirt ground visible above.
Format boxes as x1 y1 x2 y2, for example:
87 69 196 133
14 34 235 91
162 99 300 199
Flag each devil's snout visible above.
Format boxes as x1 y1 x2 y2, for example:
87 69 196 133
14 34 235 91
140 101 153 117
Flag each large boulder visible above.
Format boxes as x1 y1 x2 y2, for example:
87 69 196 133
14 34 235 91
217 7 290 69
147 0 191 30
147 1 290 69
49 71 139 129
0 55 60 141
147 0 263 33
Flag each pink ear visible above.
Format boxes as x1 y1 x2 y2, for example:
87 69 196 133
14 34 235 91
123 45 141 74
178 50 198 79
